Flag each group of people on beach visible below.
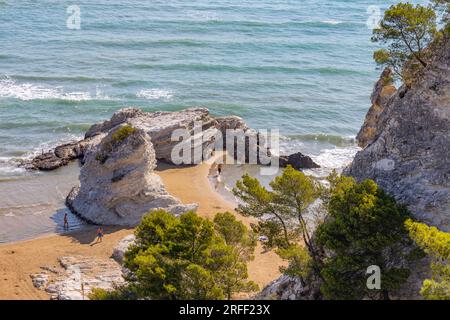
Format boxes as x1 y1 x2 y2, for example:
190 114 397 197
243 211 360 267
63 212 104 243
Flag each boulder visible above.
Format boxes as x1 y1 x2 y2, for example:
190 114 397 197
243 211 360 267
112 234 136 263
44 256 125 300
256 275 312 300
30 273 49 290
278 152 320 170
215 115 249 146
24 107 318 171
66 125 197 226
28 152 70 171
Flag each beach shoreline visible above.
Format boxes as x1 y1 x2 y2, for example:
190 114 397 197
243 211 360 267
0 154 283 300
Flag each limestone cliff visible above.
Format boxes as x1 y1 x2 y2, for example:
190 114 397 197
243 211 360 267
346 37 450 231
356 67 397 148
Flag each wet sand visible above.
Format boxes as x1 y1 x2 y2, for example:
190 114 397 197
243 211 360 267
0 162 86 243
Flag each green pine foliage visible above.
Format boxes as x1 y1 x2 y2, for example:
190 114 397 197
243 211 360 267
316 175 416 300
90 210 258 300
406 219 450 300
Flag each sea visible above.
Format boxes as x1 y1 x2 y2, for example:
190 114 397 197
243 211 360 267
0 0 426 242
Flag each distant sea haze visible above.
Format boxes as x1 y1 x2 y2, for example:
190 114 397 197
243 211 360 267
0 0 427 178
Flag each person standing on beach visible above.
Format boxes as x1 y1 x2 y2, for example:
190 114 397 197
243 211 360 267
216 163 223 186
63 213 69 230
96 227 104 243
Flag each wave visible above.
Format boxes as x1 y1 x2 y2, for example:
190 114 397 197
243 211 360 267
130 63 365 76
131 63 305 74
285 134 356 147
0 77 112 101
136 88 173 101
321 19 344 25
0 157 27 177
10 74 114 83
311 145 360 170
0 133 84 177
105 19 357 29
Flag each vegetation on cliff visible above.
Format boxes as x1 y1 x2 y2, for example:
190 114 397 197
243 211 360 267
406 220 450 300
233 165 323 286
316 175 417 300
373 0 449 85
234 168 418 300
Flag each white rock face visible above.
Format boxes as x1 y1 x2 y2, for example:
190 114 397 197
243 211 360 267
30 273 49 290
256 275 309 300
112 234 136 263
86 107 220 163
44 256 125 300
66 125 197 226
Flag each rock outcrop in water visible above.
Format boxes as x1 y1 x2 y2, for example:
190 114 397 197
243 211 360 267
66 125 197 226
278 152 320 170
85 107 220 163
346 37 450 231
25 107 318 171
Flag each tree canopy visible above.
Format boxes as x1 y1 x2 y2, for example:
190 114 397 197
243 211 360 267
372 2 437 82
90 210 258 300
232 165 322 282
316 175 416 300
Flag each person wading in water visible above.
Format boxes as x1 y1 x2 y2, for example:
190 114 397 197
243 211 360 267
63 213 69 230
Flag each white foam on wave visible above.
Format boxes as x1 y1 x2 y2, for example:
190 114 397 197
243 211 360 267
305 144 360 178
26 133 84 159
0 157 26 176
274 134 360 178
0 133 84 178
321 19 343 25
137 88 173 101
0 76 110 101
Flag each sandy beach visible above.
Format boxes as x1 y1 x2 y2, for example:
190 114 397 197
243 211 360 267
0 157 283 300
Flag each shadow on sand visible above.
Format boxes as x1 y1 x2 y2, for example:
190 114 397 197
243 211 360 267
50 209 133 245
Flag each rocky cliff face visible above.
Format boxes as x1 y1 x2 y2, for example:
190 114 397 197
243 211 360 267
356 68 397 148
346 37 450 231
66 125 197 226
86 107 220 164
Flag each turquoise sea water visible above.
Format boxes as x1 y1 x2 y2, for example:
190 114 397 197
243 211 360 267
0 0 426 178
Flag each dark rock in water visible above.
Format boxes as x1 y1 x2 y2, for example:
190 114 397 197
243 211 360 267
22 138 97 171
278 152 320 170
54 141 86 160
29 152 70 171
